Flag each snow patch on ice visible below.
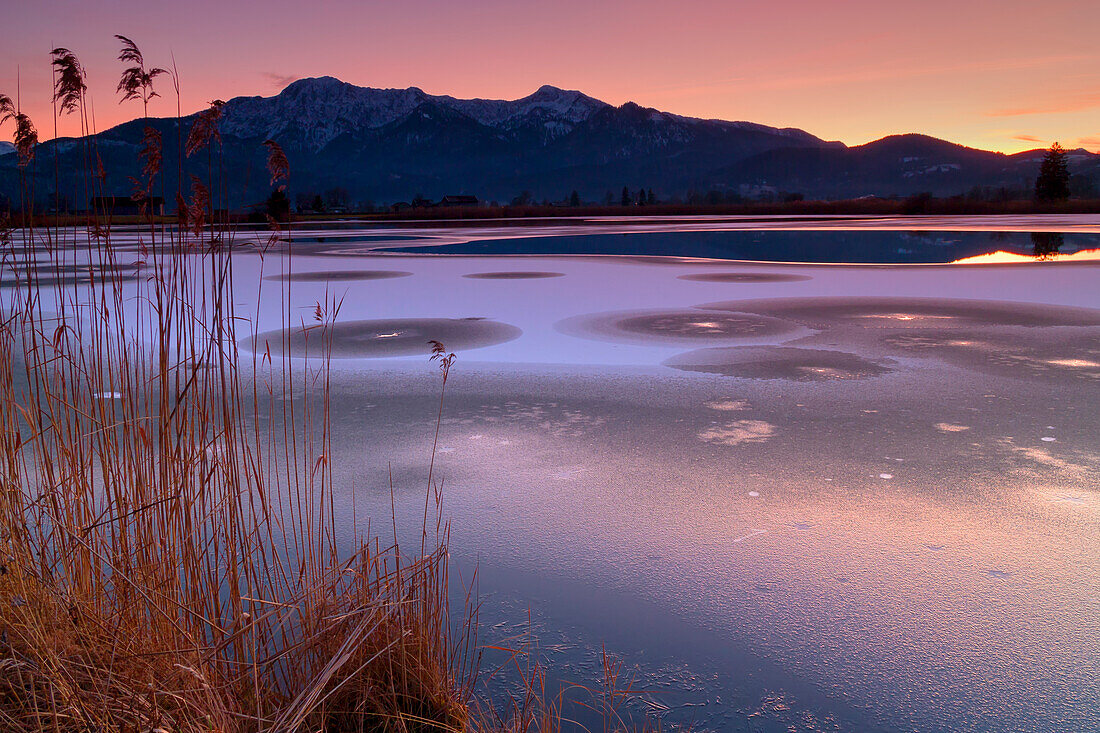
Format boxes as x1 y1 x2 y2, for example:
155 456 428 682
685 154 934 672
705 399 750 411
698 419 775 446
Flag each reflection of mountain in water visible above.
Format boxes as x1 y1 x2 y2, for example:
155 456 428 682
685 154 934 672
388 229 1100 264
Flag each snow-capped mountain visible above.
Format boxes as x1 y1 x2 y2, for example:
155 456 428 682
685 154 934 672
218 77 610 151
0 141 15 157
2 76 1097 207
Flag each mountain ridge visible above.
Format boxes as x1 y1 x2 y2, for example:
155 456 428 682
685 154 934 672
1 76 1097 208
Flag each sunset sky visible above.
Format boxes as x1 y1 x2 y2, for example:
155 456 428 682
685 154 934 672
2 0 1097 153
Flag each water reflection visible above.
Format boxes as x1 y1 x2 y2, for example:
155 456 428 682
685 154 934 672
388 228 1100 264
1031 231 1064 260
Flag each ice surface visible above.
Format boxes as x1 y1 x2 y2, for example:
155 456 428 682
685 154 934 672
10 219 1100 732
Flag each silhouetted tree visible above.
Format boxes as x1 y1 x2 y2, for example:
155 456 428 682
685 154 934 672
604 190 615 206
510 190 533 206
902 191 935 214
647 189 656 205
621 187 631 206
1034 142 1070 201
1030 231 1063 260
265 189 290 221
47 192 69 213
311 194 324 212
569 190 581 207
324 187 349 210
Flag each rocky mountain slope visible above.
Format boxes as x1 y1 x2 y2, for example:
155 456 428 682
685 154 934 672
0 77 1096 208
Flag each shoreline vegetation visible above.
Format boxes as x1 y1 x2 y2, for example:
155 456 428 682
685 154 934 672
13 197 1100 229
0 40 657 732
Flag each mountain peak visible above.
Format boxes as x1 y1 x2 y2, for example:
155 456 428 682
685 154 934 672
12 74 1067 207
217 77 613 149
280 76 348 95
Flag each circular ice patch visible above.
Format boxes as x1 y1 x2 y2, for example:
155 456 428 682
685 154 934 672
248 317 522 358
463 271 565 280
665 346 894 381
677 272 812 284
0 273 142 288
557 308 800 346
885 330 1100 383
264 270 413 282
696 296 1100 329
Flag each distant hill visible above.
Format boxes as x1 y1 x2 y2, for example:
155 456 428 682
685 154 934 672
716 135 1100 199
0 77 1097 209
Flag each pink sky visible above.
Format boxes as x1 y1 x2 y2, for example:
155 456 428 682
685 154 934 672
1 0 1097 153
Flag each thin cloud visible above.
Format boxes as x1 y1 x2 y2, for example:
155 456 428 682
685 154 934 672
262 72 299 89
987 91 1100 117
649 53 1094 99
1012 134 1044 143
1075 136 1100 151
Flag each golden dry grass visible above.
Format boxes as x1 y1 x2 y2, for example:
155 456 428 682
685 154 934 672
0 40 663 733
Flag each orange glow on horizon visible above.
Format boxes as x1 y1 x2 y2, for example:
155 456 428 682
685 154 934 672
952 249 1100 265
0 0 1097 155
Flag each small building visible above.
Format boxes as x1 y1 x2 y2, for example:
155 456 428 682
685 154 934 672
437 195 479 208
91 196 165 216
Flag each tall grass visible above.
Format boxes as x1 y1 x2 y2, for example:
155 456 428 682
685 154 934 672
0 40 474 733
0 41 661 733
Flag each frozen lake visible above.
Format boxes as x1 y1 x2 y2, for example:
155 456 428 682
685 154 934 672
7 215 1100 732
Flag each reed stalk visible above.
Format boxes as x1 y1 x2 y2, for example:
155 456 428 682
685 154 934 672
0 41 659 733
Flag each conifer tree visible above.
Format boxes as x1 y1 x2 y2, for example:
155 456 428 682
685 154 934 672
1035 142 1070 201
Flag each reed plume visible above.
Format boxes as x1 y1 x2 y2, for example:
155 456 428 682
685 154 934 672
50 47 86 115
0 93 14 128
12 113 37 168
115 36 166 208
185 99 225 157
263 139 289 190
0 94 35 168
186 174 210 236
130 125 163 206
115 35 167 111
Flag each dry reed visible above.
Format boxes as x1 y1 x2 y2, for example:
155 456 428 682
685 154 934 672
0 40 471 733
0 39 662 733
